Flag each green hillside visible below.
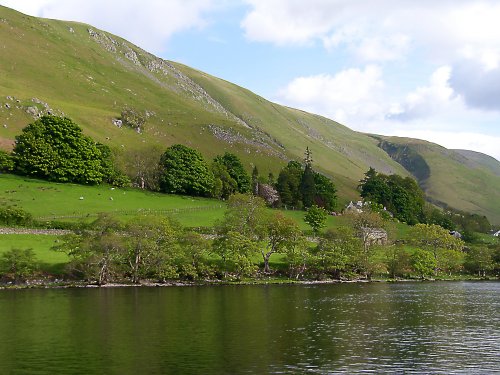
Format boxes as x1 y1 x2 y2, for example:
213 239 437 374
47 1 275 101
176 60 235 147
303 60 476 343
453 149 500 177
0 5 499 223
376 136 500 224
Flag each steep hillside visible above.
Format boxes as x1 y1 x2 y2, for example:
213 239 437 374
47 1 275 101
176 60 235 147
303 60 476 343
375 136 500 224
0 6 499 223
0 5 407 199
453 149 500 177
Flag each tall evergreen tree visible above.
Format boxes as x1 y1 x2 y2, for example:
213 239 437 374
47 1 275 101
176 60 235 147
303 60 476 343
277 161 303 208
300 147 316 208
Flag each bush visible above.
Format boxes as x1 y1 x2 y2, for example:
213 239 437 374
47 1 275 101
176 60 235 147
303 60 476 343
0 248 38 282
0 206 33 227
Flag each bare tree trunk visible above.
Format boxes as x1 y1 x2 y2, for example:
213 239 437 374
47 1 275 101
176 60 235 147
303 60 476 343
262 250 273 273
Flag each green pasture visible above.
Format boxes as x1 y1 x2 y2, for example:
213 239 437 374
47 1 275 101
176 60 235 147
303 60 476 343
0 174 226 226
0 234 69 274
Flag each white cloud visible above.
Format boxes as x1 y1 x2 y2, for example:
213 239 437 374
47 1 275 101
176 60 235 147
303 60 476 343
243 0 500 112
390 66 456 121
277 65 385 124
241 0 342 46
0 0 216 54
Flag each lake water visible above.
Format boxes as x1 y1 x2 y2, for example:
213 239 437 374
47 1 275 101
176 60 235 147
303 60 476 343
0 281 499 374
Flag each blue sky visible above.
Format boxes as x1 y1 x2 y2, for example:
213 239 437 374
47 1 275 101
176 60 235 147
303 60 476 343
2 0 500 160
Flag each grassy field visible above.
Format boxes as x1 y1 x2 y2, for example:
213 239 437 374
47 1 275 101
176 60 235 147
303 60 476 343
0 174 226 226
0 234 69 274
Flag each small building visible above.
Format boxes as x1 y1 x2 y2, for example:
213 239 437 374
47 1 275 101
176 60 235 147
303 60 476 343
345 201 362 214
450 230 462 239
493 230 500 237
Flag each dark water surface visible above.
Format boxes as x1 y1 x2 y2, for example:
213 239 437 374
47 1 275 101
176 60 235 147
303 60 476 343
0 281 499 374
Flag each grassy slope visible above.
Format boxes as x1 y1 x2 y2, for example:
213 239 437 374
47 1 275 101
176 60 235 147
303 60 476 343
173 63 410 200
0 6 406 203
0 6 499 222
453 149 500 177
0 174 226 227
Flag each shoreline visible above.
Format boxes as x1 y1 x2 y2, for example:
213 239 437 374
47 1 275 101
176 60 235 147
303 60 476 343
1 276 496 290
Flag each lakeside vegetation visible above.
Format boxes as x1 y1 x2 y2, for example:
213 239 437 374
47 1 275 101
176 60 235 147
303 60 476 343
1 115 499 285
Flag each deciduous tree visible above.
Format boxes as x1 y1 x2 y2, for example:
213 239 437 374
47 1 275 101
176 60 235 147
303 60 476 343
159 144 214 197
13 115 117 184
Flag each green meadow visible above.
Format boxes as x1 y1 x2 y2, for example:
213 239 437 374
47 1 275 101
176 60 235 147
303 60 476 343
0 234 69 274
0 174 226 227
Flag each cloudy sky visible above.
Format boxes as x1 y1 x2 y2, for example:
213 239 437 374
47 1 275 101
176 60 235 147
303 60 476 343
2 0 500 160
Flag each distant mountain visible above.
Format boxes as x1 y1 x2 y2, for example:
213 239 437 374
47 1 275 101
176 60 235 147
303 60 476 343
0 5 499 223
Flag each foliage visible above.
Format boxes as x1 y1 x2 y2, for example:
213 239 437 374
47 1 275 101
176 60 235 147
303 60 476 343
0 248 38 282
216 193 268 238
423 205 456 230
262 212 304 273
464 246 494 276
122 147 162 190
452 211 491 234
214 152 250 193
304 205 327 235
211 160 238 199
0 150 14 172
96 143 130 187
124 216 180 283
0 206 33 227
178 231 211 280
212 231 258 279
312 226 362 279
277 150 337 211
56 214 126 285
300 164 316 208
313 172 337 211
359 167 425 224
159 144 214 197
276 161 303 208
13 115 119 184
410 249 437 278
407 223 464 275
283 230 309 279
255 183 280 207
384 245 410 278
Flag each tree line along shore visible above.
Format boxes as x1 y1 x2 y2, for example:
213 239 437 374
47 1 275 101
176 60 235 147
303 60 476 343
0 115 498 285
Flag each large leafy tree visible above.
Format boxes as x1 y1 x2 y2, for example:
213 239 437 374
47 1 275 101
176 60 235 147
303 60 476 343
312 226 362 279
210 160 238 199
407 223 464 275
262 212 304 273
313 172 337 211
214 152 250 193
159 144 214 197
359 167 425 224
13 115 114 184
304 205 328 235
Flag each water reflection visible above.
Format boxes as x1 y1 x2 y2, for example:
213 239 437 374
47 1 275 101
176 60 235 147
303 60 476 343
0 282 498 374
